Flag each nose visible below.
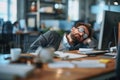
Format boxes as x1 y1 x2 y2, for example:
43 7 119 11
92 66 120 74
79 32 84 36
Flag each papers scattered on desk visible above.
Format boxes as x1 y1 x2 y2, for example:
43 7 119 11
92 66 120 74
54 51 87 59
71 60 106 68
48 61 75 68
48 60 106 68
0 64 34 80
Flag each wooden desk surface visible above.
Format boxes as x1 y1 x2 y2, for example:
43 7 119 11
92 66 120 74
0 50 116 80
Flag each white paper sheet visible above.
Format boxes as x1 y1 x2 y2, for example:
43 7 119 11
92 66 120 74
71 60 106 68
54 51 87 59
79 48 93 52
0 64 34 80
48 61 75 68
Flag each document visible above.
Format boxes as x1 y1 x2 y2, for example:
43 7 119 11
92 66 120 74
71 60 106 68
54 51 87 59
79 48 93 52
48 61 75 68
0 64 34 80
48 60 106 68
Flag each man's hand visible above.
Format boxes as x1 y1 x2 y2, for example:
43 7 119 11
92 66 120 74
83 38 92 44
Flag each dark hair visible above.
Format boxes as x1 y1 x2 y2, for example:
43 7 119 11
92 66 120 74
13 21 18 26
74 22 93 38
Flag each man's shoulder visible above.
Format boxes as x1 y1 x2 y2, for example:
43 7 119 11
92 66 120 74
46 30 60 35
44 30 62 41
43 30 62 38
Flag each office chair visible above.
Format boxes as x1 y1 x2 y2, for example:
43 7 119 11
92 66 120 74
0 35 8 53
0 21 13 53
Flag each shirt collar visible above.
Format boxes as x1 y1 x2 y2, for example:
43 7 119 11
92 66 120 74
63 34 71 48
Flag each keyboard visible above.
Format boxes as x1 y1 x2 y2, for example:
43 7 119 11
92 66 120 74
79 50 107 55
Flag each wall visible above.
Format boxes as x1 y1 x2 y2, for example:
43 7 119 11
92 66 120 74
17 0 26 20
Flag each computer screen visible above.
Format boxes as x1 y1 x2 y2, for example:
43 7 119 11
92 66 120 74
98 10 120 50
116 22 120 79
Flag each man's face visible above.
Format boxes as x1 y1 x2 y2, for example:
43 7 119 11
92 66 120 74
70 25 89 43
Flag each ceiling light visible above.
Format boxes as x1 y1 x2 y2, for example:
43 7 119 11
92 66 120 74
113 1 118 5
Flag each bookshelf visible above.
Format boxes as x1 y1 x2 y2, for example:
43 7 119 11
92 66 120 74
25 0 68 30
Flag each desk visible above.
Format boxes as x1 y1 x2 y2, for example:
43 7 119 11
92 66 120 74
13 31 40 52
14 32 29 48
0 50 116 80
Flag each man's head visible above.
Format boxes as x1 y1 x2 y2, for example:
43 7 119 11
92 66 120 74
70 22 93 43
13 21 19 27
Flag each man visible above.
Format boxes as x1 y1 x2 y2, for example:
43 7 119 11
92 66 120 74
12 21 23 34
28 22 97 52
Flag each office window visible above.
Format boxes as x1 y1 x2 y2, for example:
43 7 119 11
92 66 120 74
0 0 7 21
68 0 79 21
0 0 17 22
10 0 17 22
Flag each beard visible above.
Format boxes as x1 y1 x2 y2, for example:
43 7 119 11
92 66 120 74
70 34 83 44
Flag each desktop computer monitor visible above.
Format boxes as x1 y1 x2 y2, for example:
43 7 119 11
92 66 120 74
116 22 120 79
98 10 120 50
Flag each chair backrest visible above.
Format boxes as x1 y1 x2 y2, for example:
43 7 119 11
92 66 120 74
0 21 13 53
2 21 13 34
2 21 13 41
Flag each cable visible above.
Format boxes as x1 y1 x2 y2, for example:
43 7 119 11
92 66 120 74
108 41 112 52
113 26 118 52
114 26 117 47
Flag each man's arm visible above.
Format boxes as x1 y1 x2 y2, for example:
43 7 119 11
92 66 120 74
28 31 62 52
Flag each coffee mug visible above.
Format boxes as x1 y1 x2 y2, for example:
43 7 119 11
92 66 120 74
10 48 21 61
37 47 54 63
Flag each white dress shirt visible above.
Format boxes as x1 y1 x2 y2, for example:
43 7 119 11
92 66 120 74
58 34 71 51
